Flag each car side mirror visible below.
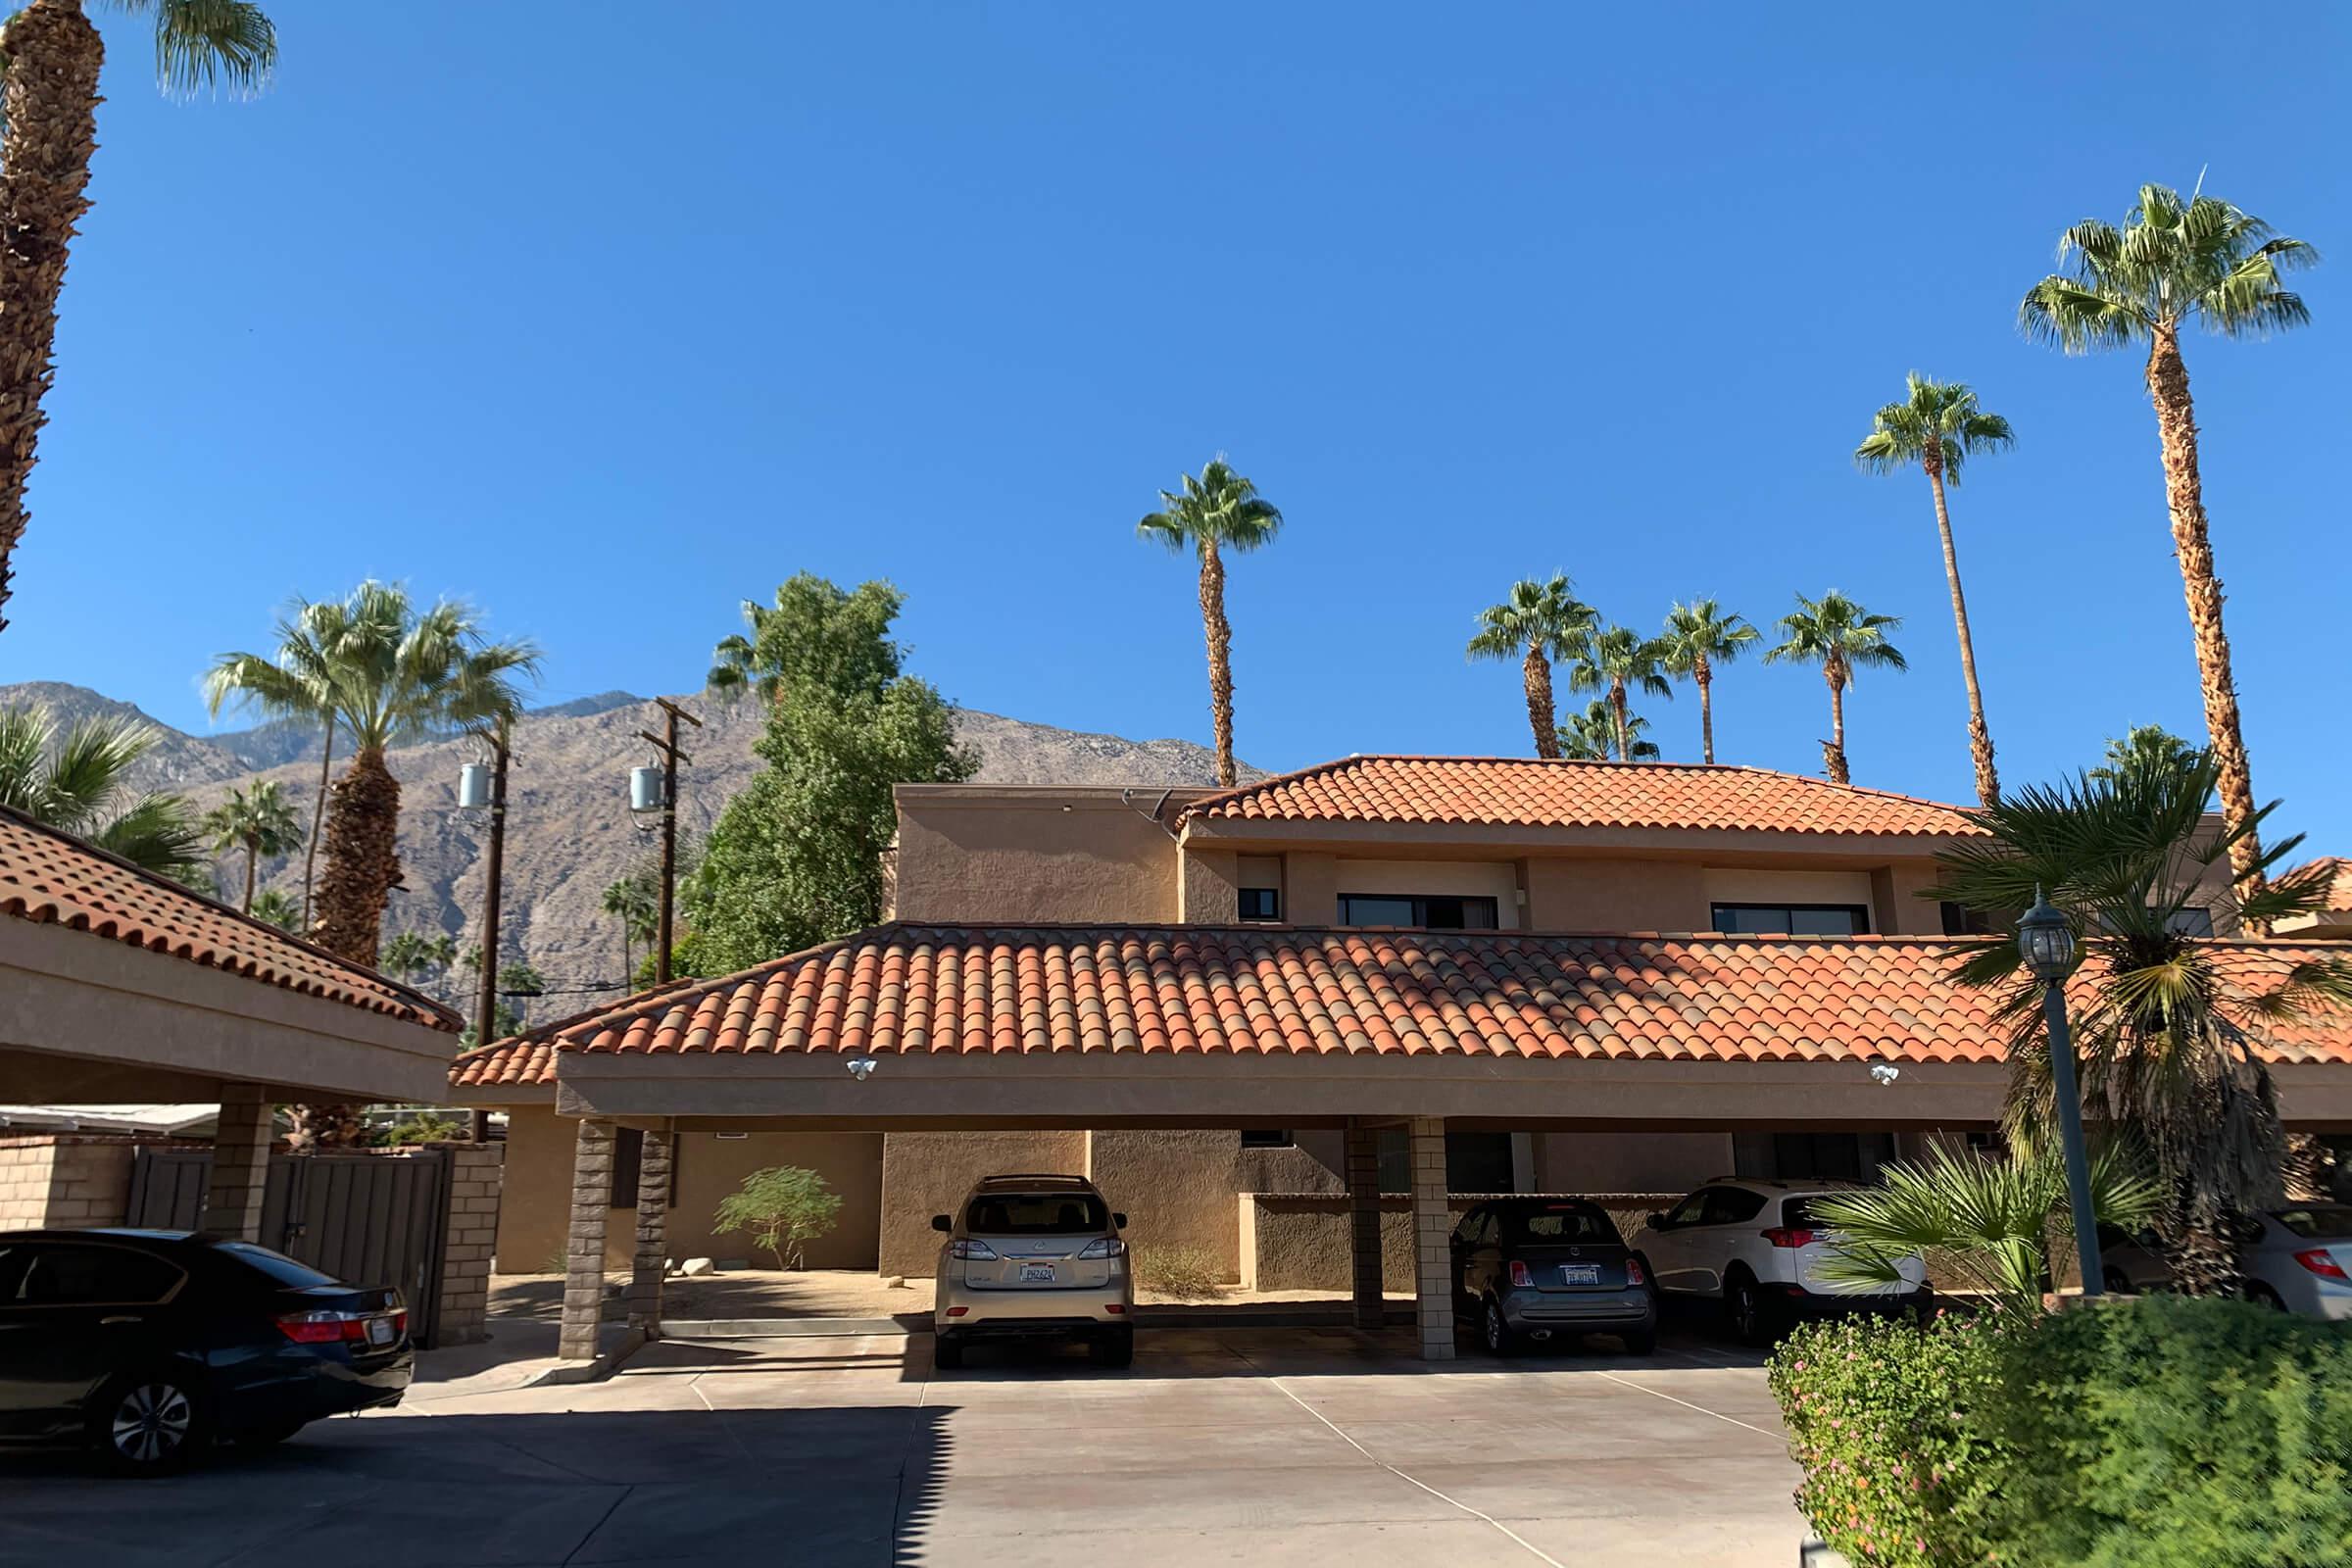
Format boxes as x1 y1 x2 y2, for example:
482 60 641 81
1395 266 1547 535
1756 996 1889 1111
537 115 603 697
1645 1212 1668 1231
1112 1212 1128 1230
930 1214 952 1233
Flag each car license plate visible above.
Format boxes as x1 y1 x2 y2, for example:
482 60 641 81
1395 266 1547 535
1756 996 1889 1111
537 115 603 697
1559 1264 1601 1287
1020 1264 1055 1283
366 1316 396 1346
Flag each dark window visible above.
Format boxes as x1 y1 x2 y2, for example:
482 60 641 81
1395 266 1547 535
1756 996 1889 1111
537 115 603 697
964 1192 1110 1235
1662 1192 1711 1229
216 1243 337 1288
9 1244 182 1305
1374 1130 1516 1194
1701 1188 1769 1225
1711 903 1870 936
1340 894 1499 930
1238 887 1281 921
2272 1206 2352 1241
2168 906 2215 937
1499 1203 1618 1245
611 1126 644 1209
1759 1132 1896 1184
1239 1129 1295 1149
1940 902 1995 936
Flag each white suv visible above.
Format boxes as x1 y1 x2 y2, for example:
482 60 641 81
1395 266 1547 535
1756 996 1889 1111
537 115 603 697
1635 1179 1929 1345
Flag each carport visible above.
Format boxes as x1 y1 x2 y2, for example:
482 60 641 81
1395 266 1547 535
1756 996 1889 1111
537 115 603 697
452 920 2352 1362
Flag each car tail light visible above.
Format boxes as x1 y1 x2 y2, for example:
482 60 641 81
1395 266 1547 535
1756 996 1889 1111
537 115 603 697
1077 1238 1128 1260
1105 1302 1126 1315
949 1239 999 1261
1626 1257 1646 1287
1507 1260 1533 1288
1761 1228 1820 1250
275 1309 376 1345
2293 1250 2349 1282
944 1305 968 1317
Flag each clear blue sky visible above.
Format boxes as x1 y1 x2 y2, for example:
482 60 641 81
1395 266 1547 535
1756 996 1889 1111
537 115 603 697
5 4 2346 847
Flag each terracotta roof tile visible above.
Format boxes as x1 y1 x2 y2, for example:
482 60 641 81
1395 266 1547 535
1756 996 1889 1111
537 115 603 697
1180 755 1983 838
2285 857 2352 913
447 923 2352 1089
1 806 459 1030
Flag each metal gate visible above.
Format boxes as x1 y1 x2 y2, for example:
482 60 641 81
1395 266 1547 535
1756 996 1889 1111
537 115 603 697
126 1148 452 1347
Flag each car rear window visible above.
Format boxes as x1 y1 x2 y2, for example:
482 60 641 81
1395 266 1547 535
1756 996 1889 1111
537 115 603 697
1783 1199 1822 1228
1500 1204 1618 1244
214 1242 339 1288
2272 1206 2352 1240
965 1192 1108 1235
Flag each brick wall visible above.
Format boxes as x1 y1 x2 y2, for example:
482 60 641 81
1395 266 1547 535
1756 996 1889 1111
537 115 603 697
0 1135 183 1229
430 1141 503 1347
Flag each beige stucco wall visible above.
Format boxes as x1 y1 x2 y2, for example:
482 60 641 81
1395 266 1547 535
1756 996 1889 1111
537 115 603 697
878 1129 1091 1278
889 790 1186 923
1533 1131 1735 1192
1523 858 1711 930
1086 1130 1343 1281
1179 847 1241 923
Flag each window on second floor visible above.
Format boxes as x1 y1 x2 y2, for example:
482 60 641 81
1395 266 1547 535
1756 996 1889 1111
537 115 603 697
1340 894 1498 930
1238 886 1281 922
1710 902 1871 936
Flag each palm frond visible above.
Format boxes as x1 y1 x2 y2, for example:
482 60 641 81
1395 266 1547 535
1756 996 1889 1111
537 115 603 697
145 0 276 97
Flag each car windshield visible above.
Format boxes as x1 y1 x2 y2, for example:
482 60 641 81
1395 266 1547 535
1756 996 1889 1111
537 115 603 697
215 1241 339 1287
2271 1206 2352 1240
1499 1204 1617 1245
965 1192 1108 1235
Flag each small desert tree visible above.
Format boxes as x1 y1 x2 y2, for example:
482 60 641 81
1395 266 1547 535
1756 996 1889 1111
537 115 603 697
714 1166 843 1271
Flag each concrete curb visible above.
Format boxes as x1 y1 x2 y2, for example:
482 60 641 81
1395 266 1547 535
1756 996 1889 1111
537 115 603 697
521 1325 650 1385
660 1306 1421 1339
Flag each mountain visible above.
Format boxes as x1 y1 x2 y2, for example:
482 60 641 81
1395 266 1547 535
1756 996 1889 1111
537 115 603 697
0 681 1249 1020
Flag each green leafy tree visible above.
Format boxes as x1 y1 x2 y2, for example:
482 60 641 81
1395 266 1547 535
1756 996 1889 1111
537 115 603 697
2021 182 2316 922
1466 574 1594 759
2088 723 2197 788
687 576 975 974
248 887 301 933
1556 699 1659 761
1656 600 1758 765
1137 458 1284 787
0 0 277 638
1854 374 2015 807
202 778 302 912
0 704 204 880
713 1165 844 1270
1566 621 1673 764
1765 591 1905 786
1929 750 2352 1293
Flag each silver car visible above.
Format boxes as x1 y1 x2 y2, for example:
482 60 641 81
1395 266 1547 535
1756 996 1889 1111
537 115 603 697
931 1174 1135 1369
2097 1204 2352 1319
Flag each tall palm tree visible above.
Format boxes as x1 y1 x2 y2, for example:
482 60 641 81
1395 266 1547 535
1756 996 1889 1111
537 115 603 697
1766 592 1905 786
1854 374 2015 808
247 887 300 933
1567 621 1673 764
1466 574 1594 758
2020 182 2316 922
1556 699 1659 761
1656 600 1758 765
1929 751 2352 1293
602 872 659 985
0 703 204 878
0 0 275 637
377 929 457 998
204 595 354 928
2088 723 2197 788
1137 458 1283 787
201 778 301 912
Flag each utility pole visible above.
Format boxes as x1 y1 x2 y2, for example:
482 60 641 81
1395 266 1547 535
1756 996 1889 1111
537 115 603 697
468 716 513 1143
637 698 702 985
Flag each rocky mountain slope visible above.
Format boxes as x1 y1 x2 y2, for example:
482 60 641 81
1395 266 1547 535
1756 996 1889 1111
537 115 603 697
1 682 1250 1019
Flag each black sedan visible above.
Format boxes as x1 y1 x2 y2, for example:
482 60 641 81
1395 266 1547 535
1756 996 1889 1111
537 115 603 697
0 1228 413 1473
1449 1198 1657 1354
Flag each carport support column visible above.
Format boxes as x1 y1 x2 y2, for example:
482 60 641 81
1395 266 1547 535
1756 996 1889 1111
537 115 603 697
203 1082 272 1242
1345 1122 1384 1329
1409 1116 1455 1360
626 1123 673 1337
559 1118 614 1361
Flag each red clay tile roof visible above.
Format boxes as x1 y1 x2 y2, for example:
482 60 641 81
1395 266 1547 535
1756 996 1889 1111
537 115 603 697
2286 857 2352 913
1180 756 1984 838
1 806 460 1031
447 923 2352 1089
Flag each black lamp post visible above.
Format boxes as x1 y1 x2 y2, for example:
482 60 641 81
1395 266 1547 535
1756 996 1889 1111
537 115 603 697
2019 885 2103 1298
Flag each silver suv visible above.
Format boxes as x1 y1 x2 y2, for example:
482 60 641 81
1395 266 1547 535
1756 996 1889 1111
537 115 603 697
1637 1179 1929 1345
931 1174 1135 1369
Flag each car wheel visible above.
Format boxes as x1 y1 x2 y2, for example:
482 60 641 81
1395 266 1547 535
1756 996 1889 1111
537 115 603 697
1727 1275 1775 1348
1090 1327 1135 1368
1480 1297 1517 1356
933 1332 965 1371
1620 1324 1657 1356
2242 1282 2287 1312
91 1372 207 1476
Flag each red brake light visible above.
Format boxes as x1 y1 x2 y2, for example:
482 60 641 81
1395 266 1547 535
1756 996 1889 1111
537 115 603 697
1761 1228 1820 1250
275 1309 368 1344
1507 1260 1533 1288
1627 1257 1646 1287
2293 1249 2349 1282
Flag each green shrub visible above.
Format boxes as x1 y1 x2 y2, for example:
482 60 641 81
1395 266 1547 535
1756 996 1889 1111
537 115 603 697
1767 1312 2012 1568
712 1166 843 1270
1133 1244 1227 1300
1982 1294 2352 1567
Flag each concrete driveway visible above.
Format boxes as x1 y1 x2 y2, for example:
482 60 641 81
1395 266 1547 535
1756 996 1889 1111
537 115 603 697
0 1325 1805 1568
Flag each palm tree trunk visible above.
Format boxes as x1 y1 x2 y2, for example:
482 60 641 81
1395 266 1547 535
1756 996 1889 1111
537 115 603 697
0 0 103 639
1695 654 1715 765
1608 681 1631 762
301 720 335 930
1824 668 1850 786
300 745 403 1151
1199 540 1237 787
2146 326 2268 928
242 844 258 913
1925 455 1999 808
1523 641 1559 758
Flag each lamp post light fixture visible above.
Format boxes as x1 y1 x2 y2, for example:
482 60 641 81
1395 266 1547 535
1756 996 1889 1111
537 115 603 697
2020 885 2104 1298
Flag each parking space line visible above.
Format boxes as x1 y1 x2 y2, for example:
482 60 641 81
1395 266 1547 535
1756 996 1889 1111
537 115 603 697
1264 1377 1570 1568
1592 1370 1783 1440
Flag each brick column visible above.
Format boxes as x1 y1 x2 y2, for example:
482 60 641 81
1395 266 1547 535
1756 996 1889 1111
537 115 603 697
1345 1122 1384 1329
626 1126 672 1336
1408 1116 1455 1361
559 1119 613 1361
433 1142 503 1347
203 1084 273 1242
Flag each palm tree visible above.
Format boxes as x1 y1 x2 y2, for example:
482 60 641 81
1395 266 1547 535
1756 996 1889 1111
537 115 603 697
1556 699 1659 761
2020 182 2316 921
2088 723 2197 788
0 0 276 637
1854 374 2015 808
204 595 354 928
0 703 205 879
1929 750 2352 1293
1657 600 1758 765
602 872 659 983
1765 592 1905 786
1567 622 1673 764
202 779 301 912
248 887 300 933
1137 458 1283 787
377 929 457 997
1466 575 1594 758
707 597 779 704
